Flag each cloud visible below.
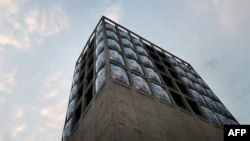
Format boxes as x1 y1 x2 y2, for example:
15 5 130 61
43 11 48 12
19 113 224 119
14 107 24 118
0 0 69 49
211 0 250 32
12 123 26 138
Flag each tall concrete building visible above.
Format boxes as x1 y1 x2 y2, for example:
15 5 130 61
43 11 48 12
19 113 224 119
62 16 238 141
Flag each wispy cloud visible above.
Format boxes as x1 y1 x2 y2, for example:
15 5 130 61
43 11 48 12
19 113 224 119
0 0 69 49
211 0 250 32
12 123 26 138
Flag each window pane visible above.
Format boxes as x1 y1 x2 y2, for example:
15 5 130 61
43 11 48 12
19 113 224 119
197 78 208 88
119 31 130 39
96 52 105 72
180 77 194 89
109 49 125 65
133 38 143 46
96 25 103 35
152 83 171 103
173 66 186 76
228 119 239 125
136 46 148 56
204 96 218 111
179 64 189 72
215 102 231 117
189 89 206 105
186 72 196 82
66 99 75 120
205 89 218 101
139 55 153 67
127 59 143 74
96 32 103 45
69 85 77 100
168 58 178 66
106 24 116 32
190 69 199 77
75 63 81 73
122 39 134 49
132 74 151 94
95 67 106 92
107 39 121 51
96 41 104 56
144 67 161 83
124 47 138 60
73 72 79 85
194 83 206 95
63 118 72 141
110 64 130 85
201 106 220 124
215 113 230 125
106 30 118 41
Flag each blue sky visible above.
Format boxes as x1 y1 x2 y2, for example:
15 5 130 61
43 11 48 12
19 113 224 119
0 0 250 140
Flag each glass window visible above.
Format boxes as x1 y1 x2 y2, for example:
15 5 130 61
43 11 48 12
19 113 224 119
139 55 153 67
96 32 103 45
228 119 238 125
96 52 105 72
215 102 231 117
124 47 138 60
190 69 199 77
106 30 118 41
110 64 130 85
73 72 79 85
66 99 75 120
186 72 196 82
95 67 106 92
132 74 151 94
215 113 230 125
173 66 186 76
69 85 77 100
122 39 134 49
201 106 220 125
75 63 81 73
63 118 72 141
106 24 116 32
197 78 208 88
205 89 218 101
96 25 103 35
189 89 206 105
127 59 143 74
180 77 194 89
152 83 171 103
144 67 161 83
179 64 189 72
109 49 125 65
119 31 130 39
107 39 121 51
168 58 178 66
133 38 143 46
204 96 218 111
96 41 104 56
194 83 206 95
136 46 148 56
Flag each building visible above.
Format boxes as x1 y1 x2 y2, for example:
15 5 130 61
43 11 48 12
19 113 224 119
62 16 239 141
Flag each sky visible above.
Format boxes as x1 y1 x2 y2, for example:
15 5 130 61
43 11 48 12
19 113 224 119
0 0 250 140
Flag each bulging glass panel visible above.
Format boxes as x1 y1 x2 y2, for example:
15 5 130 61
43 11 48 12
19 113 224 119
197 78 208 88
73 72 79 85
96 25 103 35
75 63 81 73
110 64 130 85
215 113 230 125
107 39 121 51
189 89 206 105
151 83 171 103
190 69 199 77
96 32 103 45
109 49 125 65
186 72 196 82
139 55 153 67
66 99 75 120
168 58 178 66
144 67 161 83
215 102 231 117
136 46 148 56
95 67 106 92
122 39 134 49
228 119 239 125
205 89 218 101
106 24 116 32
180 77 194 89
69 85 77 100
96 52 105 72
179 64 189 72
132 74 151 94
124 47 138 60
204 96 218 111
127 59 143 74
133 38 143 46
173 66 186 76
194 83 206 95
106 30 118 41
63 118 72 141
201 106 220 125
96 41 104 56
119 31 130 39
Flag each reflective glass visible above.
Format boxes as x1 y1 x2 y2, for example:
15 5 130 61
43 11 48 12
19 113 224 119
96 52 105 72
109 49 125 65
124 47 138 60
107 39 121 51
106 24 116 32
132 74 151 94
96 25 103 35
69 85 77 100
106 30 118 41
75 63 81 73
133 38 143 46
144 67 161 83
139 55 153 67
228 119 238 125
189 89 206 105
95 67 106 92
173 66 186 76
204 96 218 111
190 69 199 77
96 32 103 45
136 46 148 56
119 31 130 39
66 99 75 120
215 113 230 125
186 72 196 82
96 41 104 56
73 72 79 85
152 83 171 103
179 64 189 72
63 118 72 141
215 102 231 117
168 58 178 66
201 106 220 124
194 83 206 95
127 59 143 74
197 78 208 88
122 39 134 49
205 89 218 101
180 77 194 89
110 64 130 85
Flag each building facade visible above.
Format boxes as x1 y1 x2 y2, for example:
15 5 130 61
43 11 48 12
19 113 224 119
62 16 239 141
